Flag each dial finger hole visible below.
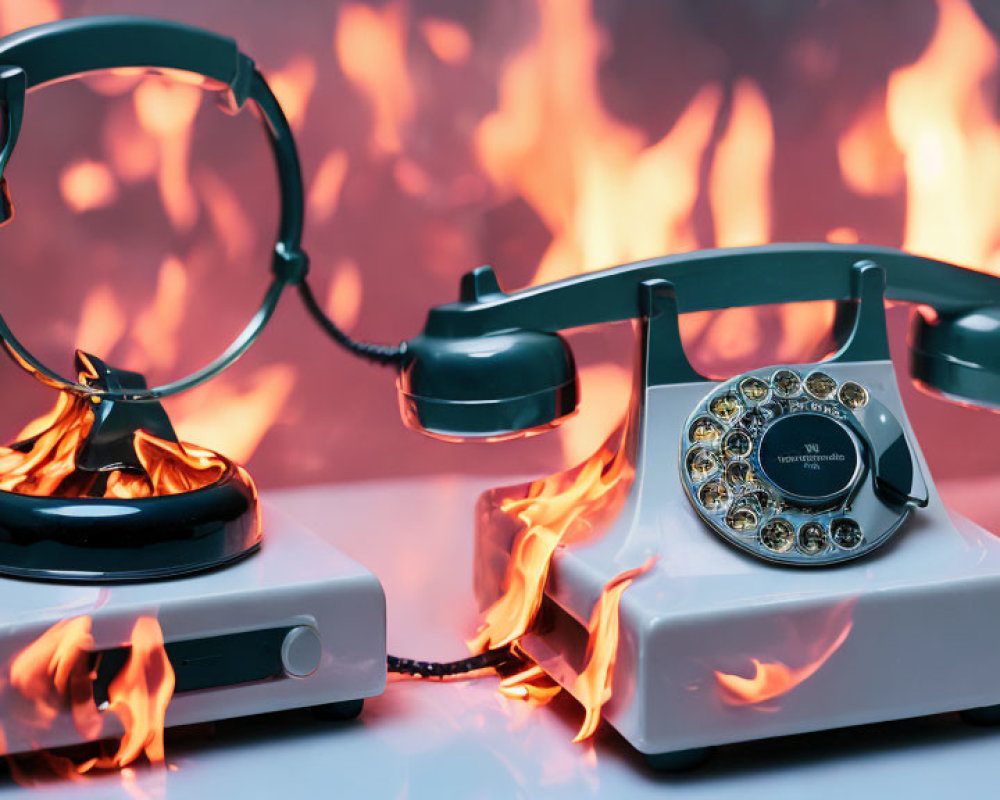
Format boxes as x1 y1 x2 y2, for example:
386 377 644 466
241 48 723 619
740 376 768 402
805 371 837 399
723 430 753 459
725 460 753 487
761 518 795 553
689 416 723 445
838 381 869 409
686 447 720 482
772 369 802 398
831 518 864 550
698 480 729 512
710 392 743 422
726 502 759 533
797 521 829 555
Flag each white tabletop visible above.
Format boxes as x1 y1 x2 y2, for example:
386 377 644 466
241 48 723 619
2 475 998 798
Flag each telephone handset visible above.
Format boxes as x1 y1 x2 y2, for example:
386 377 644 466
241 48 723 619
395 243 1000 566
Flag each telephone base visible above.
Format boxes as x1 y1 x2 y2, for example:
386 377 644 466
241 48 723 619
480 500 1000 757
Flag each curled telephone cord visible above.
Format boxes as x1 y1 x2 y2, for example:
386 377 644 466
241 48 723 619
298 278 406 366
387 645 518 678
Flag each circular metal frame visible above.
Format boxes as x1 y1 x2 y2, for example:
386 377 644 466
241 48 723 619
0 17 307 401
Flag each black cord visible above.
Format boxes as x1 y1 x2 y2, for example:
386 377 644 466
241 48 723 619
298 278 407 366
387 646 517 679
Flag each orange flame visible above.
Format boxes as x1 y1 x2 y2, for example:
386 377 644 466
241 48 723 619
6 615 175 774
714 613 853 706
308 149 350 222
497 664 561 706
420 18 472 66
886 0 1000 271
335 1 414 155
133 76 201 232
9 617 99 740
59 160 118 213
91 617 175 769
572 556 657 742
267 54 318 131
469 426 634 652
0 357 249 499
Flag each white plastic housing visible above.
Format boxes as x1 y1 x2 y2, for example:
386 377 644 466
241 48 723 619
0 502 386 756
476 360 1000 755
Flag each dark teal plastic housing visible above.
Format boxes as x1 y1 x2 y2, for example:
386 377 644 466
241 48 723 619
910 306 1000 409
399 245 1000 440
398 330 577 440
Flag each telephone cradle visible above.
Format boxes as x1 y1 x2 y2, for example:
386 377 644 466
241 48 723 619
395 243 1000 768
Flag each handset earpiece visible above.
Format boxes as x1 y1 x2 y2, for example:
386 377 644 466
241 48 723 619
396 265 578 441
909 305 1000 409
398 329 577 441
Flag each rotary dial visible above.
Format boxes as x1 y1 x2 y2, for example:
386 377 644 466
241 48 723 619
680 366 924 566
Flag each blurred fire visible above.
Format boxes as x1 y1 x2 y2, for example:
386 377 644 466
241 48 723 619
0 0 59 36
5 615 175 776
335 0 414 155
59 160 118 213
324 257 364 332
267 54 318 131
132 76 201 232
419 18 471 66
474 0 721 287
169 363 297 465
307 149 350 223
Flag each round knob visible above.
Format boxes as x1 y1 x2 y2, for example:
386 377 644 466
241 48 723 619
281 626 322 678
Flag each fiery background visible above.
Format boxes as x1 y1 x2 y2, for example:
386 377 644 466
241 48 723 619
2 0 1000 491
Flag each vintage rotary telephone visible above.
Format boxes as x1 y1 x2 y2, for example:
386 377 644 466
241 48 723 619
387 243 1000 566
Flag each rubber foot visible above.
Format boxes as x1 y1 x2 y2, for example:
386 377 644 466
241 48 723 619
645 746 712 772
313 698 364 722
